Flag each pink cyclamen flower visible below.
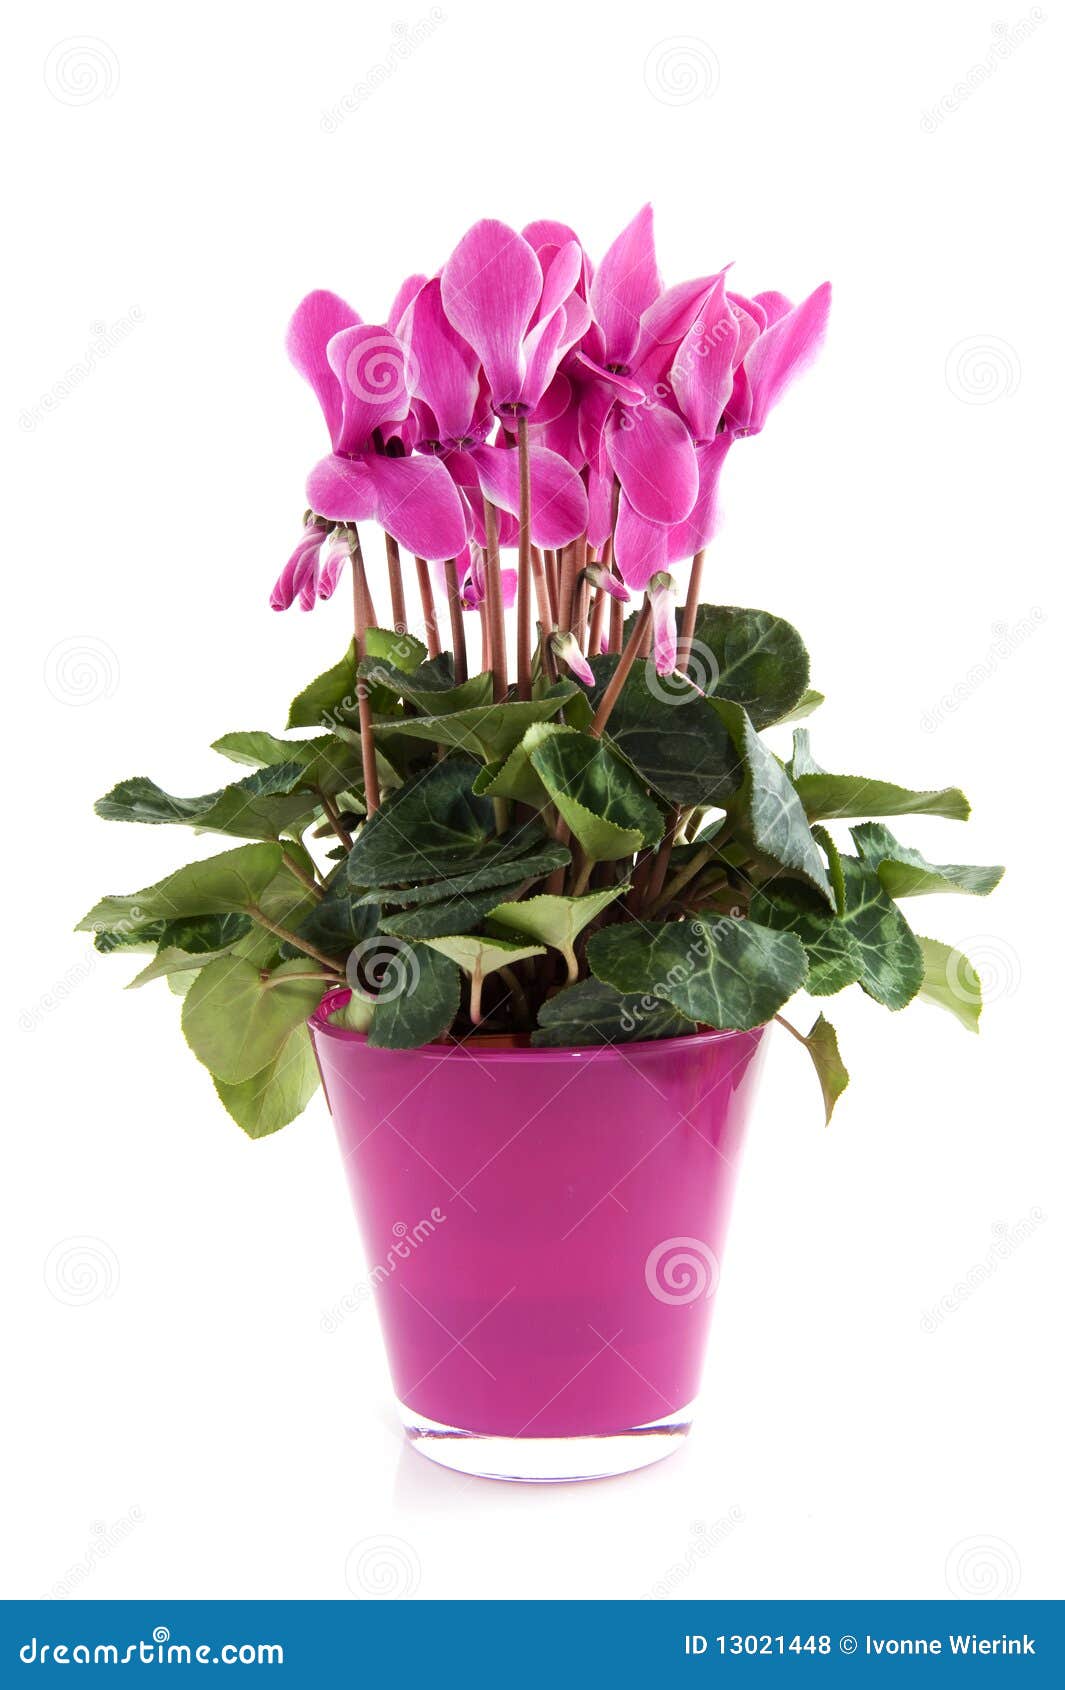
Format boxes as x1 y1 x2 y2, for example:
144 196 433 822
452 543 518 613
582 562 629 603
271 525 328 611
647 572 678 677
286 294 467 565
440 220 590 419
551 630 595 688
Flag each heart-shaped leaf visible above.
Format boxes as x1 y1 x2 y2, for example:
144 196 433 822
213 1026 321 1138
711 701 835 908
77 843 285 932
94 763 316 841
366 942 462 1049
589 653 740 809
837 856 923 1010
527 725 664 862
795 772 970 822
182 957 327 1084
489 885 628 982
690 603 810 728
851 823 1004 898
532 977 696 1047
916 934 982 1032
747 885 863 996
588 915 808 1031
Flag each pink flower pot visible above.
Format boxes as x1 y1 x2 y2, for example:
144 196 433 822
309 991 767 1482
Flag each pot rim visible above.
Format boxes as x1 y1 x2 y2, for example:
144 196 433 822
308 987 764 1062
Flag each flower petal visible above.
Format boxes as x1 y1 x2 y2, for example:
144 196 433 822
441 220 542 409
632 273 721 382
399 278 480 444
648 572 678 675
467 442 589 548
388 273 428 333
666 434 733 560
326 324 412 454
670 274 740 442
606 403 698 524
742 282 831 435
590 204 662 367
551 630 595 687
286 291 361 449
362 452 469 562
305 454 377 523
271 526 326 611
613 495 669 590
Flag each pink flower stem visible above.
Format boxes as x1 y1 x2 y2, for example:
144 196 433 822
414 557 441 658
384 532 407 633
481 496 509 702
516 417 533 701
589 598 651 738
349 525 381 816
678 549 705 673
442 557 468 684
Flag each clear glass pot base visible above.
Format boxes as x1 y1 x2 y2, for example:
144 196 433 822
397 1398 695 1483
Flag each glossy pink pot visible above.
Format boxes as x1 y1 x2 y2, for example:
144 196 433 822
309 991 766 1482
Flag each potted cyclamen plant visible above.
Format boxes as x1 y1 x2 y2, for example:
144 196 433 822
80 209 1002 1482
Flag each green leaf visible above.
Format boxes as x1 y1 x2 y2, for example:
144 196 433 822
422 932 546 978
776 688 825 725
527 725 664 862
473 743 550 808
372 689 578 764
359 654 495 716
587 915 808 1031
378 882 527 940
837 856 924 1010
213 1026 321 1138
287 643 359 729
711 701 835 908
77 843 285 932
916 935 982 1032
329 992 375 1033
363 626 428 672
488 885 628 981
361 840 571 907
366 942 461 1049
747 885 863 996
92 919 166 954
794 772 970 823
532 977 696 1047
787 728 824 779
343 755 494 885
94 764 316 841
779 1013 850 1124
126 946 233 988
690 603 811 728
211 731 331 769
810 824 846 913
851 823 1004 899
182 956 326 1084
159 912 252 953
589 653 740 809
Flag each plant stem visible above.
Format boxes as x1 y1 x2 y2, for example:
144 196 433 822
678 549 704 672
498 965 532 1028
384 532 407 632
247 907 343 973
414 557 441 657
643 807 682 911
540 546 560 624
349 527 381 816
442 556 467 683
469 964 484 1027
317 789 353 851
589 598 651 738
482 496 508 703
516 417 533 701
281 850 323 899
260 969 337 989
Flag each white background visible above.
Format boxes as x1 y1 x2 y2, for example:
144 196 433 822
4 0 1062 1602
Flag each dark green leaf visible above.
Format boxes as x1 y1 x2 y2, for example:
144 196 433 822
94 764 315 841
366 942 461 1049
589 653 740 808
287 643 360 729
851 823 1004 898
342 756 494 885
712 701 835 908
748 885 863 996
837 856 923 1010
361 838 571 907
532 977 696 1046
527 725 664 861
378 882 527 939
588 915 808 1031
159 912 252 953
794 772 970 822
690 603 810 728
371 689 578 764
359 655 495 716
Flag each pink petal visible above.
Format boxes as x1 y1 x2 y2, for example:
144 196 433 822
666 434 733 560
648 572 678 675
523 220 592 292
499 568 518 610
590 204 662 368
305 454 377 524
399 278 480 445
551 631 594 687
613 495 669 590
670 274 740 442
440 220 542 410
362 452 468 562
286 291 361 449
584 563 630 603
538 241 583 320
317 542 349 600
606 403 698 524
518 307 567 413
631 273 721 382
751 290 793 327
388 273 428 333
326 324 411 454
271 527 326 611
743 282 831 435
466 442 588 548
